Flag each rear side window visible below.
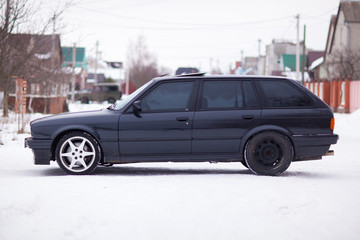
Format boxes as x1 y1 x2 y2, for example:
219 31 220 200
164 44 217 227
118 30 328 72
258 80 312 108
201 80 258 110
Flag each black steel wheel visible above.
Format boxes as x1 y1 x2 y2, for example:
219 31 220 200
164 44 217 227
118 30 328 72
81 97 89 104
56 131 101 175
245 132 293 176
107 97 116 104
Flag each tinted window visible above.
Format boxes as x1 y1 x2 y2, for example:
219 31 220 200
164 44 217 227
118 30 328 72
243 81 259 108
141 81 194 112
201 80 258 110
259 80 312 108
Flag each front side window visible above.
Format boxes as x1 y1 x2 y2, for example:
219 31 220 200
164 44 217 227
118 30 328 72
258 80 312 108
201 80 258 110
141 81 194 112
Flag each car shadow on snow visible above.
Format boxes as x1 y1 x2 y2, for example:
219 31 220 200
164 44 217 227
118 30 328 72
93 165 252 176
37 165 252 177
37 165 339 178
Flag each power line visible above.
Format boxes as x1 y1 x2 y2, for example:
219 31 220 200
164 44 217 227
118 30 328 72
67 15 292 32
74 5 294 28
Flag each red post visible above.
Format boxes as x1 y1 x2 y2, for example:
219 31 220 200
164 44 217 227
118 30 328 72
15 78 27 114
344 77 351 113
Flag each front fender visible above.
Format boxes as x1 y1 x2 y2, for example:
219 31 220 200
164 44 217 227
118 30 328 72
51 125 100 141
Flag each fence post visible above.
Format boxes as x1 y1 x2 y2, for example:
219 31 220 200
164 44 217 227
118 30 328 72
344 77 351 113
322 79 330 106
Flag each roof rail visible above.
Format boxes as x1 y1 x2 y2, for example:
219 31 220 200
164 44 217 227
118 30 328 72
176 72 206 77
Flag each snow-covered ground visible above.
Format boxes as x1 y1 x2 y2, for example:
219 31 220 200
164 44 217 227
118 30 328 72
0 102 359 240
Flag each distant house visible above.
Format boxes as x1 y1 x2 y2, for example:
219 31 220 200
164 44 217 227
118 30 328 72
282 54 307 72
61 47 87 90
282 51 323 72
86 59 125 90
231 57 259 75
7 34 69 114
322 1 360 80
265 40 301 76
61 47 87 69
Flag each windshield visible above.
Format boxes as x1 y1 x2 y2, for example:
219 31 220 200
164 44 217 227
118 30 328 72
112 80 153 110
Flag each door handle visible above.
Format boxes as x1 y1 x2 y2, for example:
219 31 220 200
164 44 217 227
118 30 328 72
243 115 255 120
176 117 189 121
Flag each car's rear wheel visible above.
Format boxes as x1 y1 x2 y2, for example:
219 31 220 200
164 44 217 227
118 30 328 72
245 132 293 176
56 132 101 175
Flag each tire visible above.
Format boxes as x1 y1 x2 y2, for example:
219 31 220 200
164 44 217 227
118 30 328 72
240 160 249 168
244 132 293 176
56 131 101 175
107 97 116 104
81 97 89 104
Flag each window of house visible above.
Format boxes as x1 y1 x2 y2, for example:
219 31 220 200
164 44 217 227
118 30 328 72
258 80 312 108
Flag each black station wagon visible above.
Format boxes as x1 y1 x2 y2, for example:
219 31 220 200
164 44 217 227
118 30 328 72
25 73 338 175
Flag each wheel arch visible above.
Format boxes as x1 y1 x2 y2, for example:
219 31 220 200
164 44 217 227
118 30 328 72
50 127 104 163
240 125 295 158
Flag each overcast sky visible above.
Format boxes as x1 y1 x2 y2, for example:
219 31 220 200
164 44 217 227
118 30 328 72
45 0 342 73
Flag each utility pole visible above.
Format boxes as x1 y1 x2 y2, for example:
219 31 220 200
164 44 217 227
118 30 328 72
258 39 261 75
95 41 99 85
125 68 129 95
302 25 306 84
71 43 76 102
296 14 300 81
258 39 261 57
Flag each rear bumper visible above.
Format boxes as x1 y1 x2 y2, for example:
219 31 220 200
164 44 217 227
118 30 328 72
25 137 52 165
292 133 339 161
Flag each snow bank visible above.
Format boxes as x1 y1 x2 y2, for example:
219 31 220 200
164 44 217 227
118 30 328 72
0 104 359 240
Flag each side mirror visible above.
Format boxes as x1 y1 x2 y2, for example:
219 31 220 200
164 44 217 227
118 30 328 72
132 100 142 113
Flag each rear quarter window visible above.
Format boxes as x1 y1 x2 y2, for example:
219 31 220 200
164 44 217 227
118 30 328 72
258 80 313 108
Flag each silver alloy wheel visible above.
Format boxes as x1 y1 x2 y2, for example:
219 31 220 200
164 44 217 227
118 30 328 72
59 136 96 173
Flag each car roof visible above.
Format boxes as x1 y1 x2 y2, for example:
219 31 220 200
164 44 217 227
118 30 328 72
153 73 294 82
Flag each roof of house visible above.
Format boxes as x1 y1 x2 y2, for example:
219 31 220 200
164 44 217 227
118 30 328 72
9 34 61 56
341 1 360 22
282 54 307 71
328 1 360 54
308 51 324 66
325 15 337 57
61 47 87 69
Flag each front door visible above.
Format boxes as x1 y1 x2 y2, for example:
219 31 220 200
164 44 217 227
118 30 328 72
119 80 196 156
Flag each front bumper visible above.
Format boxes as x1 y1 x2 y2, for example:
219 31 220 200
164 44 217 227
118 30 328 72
25 137 52 165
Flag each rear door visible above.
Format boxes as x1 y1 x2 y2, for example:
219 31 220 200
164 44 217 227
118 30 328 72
192 79 261 154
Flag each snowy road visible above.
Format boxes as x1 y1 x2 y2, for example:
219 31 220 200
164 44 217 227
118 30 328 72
1 106 360 240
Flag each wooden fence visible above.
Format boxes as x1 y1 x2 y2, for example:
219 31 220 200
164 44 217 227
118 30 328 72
304 78 360 113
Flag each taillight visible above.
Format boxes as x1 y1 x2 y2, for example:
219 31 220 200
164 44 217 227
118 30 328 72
330 117 335 131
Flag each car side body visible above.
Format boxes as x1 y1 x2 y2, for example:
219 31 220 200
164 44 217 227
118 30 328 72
25 74 338 175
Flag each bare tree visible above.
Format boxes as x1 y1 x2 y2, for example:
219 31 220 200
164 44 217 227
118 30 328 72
0 0 71 117
325 48 360 80
127 35 159 89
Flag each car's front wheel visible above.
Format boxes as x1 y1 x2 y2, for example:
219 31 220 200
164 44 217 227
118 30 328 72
56 132 101 175
107 97 116 104
244 132 293 176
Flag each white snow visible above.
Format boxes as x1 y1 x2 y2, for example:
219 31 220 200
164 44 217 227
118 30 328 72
0 103 359 240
